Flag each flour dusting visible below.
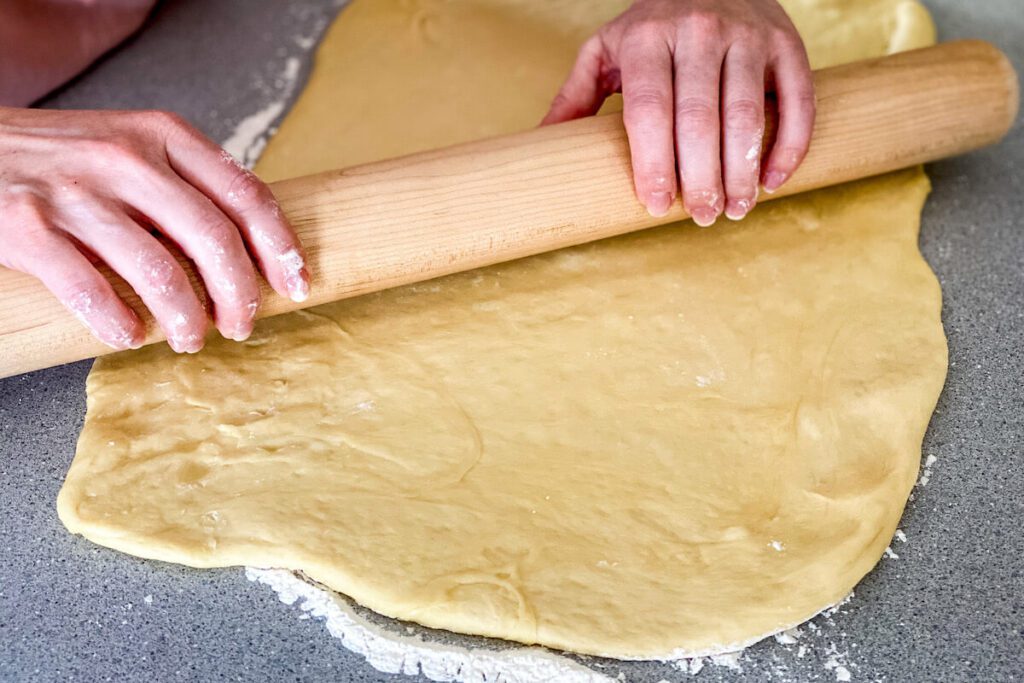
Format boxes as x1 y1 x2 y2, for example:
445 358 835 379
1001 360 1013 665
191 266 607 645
918 453 938 487
823 643 853 682
222 57 302 168
248 568 875 682
246 568 613 683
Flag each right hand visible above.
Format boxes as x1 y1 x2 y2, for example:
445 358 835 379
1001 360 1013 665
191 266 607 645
542 0 815 225
0 107 310 353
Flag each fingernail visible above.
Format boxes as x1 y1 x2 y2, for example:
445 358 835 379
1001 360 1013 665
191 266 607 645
229 327 252 343
228 301 258 341
169 335 203 354
287 275 309 303
763 171 788 194
690 206 719 228
107 326 144 351
725 198 753 221
276 247 310 303
646 192 674 218
102 337 132 352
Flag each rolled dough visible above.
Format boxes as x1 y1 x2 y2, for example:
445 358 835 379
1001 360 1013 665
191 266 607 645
58 0 947 659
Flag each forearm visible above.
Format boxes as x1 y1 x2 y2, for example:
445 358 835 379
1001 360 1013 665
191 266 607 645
0 0 156 107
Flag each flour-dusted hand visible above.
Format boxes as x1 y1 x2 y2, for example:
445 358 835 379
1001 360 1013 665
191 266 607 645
543 0 815 224
0 107 310 352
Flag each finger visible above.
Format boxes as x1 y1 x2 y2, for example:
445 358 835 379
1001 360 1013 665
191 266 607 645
59 206 210 352
541 36 609 125
720 46 766 221
13 221 143 351
619 35 677 217
157 113 310 303
118 165 263 342
762 40 815 193
674 38 727 227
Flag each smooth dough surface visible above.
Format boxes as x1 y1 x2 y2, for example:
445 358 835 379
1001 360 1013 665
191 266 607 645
59 0 946 659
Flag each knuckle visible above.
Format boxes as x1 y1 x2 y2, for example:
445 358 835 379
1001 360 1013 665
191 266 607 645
225 168 273 213
194 216 237 255
623 19 668 43
683 10 723 39
676 96 716 119
723 98 763 131
143 109 190 133
795 91 817 115
0 201 53 270
731 23 762 45
0 188 48 224
624 87 670 124
579 34 603 58
773 29 805 54
138 253 183 297
2 220 58 265
630 87 670 109
675 97 717 137
61 282 109 316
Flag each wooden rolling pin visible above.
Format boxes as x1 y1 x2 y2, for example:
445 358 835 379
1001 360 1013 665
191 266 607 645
0 40 1018 378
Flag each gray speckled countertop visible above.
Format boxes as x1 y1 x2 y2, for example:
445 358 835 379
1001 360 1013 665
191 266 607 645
1 1 1021 681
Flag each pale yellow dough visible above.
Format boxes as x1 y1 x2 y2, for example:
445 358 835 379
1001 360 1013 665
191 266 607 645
58 0 946 660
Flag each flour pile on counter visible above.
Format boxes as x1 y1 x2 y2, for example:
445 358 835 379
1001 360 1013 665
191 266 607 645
58 0 946 663
247 568 614 683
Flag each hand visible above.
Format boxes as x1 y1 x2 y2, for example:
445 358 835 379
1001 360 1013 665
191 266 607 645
0 107 310 353
543 0 815 225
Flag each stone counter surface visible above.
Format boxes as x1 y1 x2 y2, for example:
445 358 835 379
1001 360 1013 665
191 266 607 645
1 1 1021 681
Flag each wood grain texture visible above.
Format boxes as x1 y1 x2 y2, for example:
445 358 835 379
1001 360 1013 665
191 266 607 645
0 40 1017 378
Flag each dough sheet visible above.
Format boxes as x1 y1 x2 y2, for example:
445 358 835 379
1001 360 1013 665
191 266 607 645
58 0 946 659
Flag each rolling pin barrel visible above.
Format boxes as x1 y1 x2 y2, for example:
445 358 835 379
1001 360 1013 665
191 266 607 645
0 40 1018 378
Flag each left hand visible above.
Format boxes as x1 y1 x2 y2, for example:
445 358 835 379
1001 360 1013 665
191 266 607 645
0 107 310 353
542 0 816 225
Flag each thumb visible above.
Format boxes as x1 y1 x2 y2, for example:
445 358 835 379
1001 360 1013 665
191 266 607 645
541 37 609 126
